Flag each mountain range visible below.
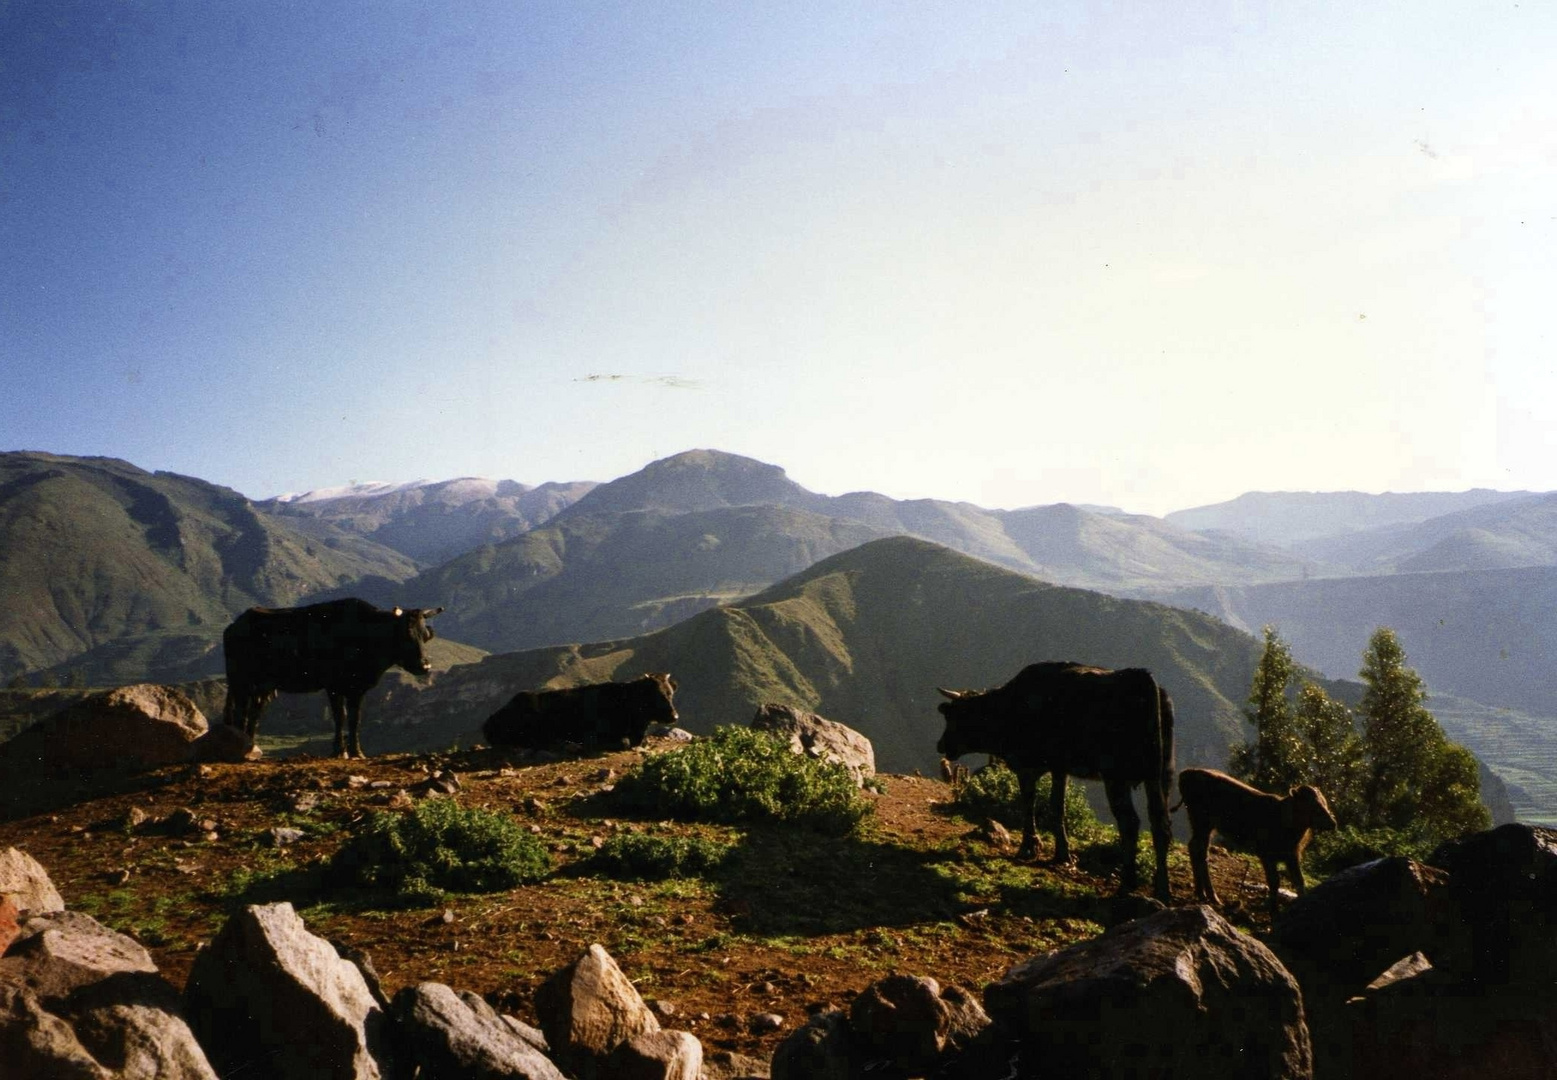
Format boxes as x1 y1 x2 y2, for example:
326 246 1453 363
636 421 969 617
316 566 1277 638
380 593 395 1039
0 446 1553 820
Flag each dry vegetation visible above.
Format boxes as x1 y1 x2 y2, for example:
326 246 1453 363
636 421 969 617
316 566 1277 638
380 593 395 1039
0 740 1269 1061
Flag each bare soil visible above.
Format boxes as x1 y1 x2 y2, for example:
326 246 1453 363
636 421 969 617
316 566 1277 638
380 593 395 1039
0 741 1272 1062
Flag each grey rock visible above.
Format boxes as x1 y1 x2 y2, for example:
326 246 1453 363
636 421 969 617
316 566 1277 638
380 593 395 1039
535 943 660 1079
391 981 565 1079
604 1028 703 1080
769 1009 854 1080
985 904 1312 1080
0 847 66 915
750 704 875 787
184 901 386 1080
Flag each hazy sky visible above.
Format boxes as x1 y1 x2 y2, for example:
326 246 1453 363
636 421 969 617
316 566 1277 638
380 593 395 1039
4 2 1554 515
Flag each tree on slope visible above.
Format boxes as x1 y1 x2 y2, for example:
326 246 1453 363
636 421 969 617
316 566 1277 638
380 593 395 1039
1230 625 1307 794
1358 627 1489 840
1292 681 1367 823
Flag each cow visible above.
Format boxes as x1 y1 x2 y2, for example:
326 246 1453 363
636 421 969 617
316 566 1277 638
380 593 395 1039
482 673 679 753
1174 767 1338 915
221 599 443 758
936 662 1176 901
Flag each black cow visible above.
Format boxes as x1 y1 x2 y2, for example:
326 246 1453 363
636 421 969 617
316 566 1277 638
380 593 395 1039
482 673 679 753
222 599 443 758
936 661 1176 901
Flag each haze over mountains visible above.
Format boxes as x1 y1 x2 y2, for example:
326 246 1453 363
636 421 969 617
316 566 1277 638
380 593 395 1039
3 445 1556 819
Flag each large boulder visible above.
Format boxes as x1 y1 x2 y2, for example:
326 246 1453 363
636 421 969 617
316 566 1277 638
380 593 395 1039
1270 857 1468 996
0 910 216 1080
0 847 66 915
1345 966 1557 1080
750 704 875 787
984 905 1311 1079
602 1028 703 1080
0 684 208 773
1430 823 1557 986
534 943 660 1078
184 901 387 1080
391 981 564 1079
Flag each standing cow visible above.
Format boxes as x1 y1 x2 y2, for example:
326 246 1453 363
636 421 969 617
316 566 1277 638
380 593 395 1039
222 598 443 758
936 661 1176 901
483 674 679 753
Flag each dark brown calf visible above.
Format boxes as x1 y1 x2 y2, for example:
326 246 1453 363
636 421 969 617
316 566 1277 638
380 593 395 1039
1174 767 1337 914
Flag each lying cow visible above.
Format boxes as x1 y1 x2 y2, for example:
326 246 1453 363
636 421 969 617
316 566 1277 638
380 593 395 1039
223 599 443 758
482 673 679 753
1174 767 1338 915
937 662 1176 902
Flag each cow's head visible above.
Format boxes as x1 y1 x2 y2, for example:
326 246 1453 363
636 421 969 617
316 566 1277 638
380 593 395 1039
934 686 984 760
1291 784 1338 833
621 672 679 747
393 606 444 679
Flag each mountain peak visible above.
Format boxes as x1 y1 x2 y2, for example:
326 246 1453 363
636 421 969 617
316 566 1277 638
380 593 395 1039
561 449 820 517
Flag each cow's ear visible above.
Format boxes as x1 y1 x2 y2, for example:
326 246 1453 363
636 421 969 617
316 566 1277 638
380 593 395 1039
936 687 965 701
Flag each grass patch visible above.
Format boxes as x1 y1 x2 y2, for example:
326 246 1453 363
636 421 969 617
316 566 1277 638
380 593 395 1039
327 797 552 902
613 726 873 834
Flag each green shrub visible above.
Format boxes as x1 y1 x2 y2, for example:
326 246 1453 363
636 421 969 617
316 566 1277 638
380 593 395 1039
614 726 872 834
588 831 733 880
1307 824 1440 876
328 797 551 899
949 759 1101 841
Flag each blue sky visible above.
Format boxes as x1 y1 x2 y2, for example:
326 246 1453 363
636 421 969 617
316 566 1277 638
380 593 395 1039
3 2 1554 515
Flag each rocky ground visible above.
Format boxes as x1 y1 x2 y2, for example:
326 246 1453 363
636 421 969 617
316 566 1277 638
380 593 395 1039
0 739 1269 1063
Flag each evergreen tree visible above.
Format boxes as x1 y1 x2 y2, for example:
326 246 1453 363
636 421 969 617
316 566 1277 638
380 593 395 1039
1231 625 1306 793
1358 627 1489 838
1293 681 1366 822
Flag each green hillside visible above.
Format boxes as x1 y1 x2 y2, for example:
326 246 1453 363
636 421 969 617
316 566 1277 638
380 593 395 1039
393 504 894 653
366 537 1266 774
0 452 418 683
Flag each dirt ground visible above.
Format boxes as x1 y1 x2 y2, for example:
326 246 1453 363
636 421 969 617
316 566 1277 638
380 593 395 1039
0 741 1275 1062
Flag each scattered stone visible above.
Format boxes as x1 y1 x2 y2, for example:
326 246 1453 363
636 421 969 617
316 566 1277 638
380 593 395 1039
650 999 678 1019
161 808 201 837
268 826 306 847
848 974 989 1076
345 775 370 789
290 791 322 814
748 1012 785 1034
122 806 151 831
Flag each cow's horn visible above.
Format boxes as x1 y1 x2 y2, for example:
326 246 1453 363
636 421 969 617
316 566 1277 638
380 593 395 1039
423 606 444 617
936 687 964 701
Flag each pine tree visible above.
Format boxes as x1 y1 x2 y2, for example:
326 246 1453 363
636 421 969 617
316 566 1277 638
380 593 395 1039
1293 681 1366 822
1231 625 1307 793
1358 627 1489 839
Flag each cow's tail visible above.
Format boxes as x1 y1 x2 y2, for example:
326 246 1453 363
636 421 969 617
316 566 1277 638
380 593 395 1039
1157 685 1177 806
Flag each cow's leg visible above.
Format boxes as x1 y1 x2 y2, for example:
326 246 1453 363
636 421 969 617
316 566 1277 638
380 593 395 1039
1104 778 1141 892
1188 821 1219 904
347 692 366 758
1145 778 1173 902
327 691 349 758
1261 856 1283 917
1049 771 1073 865
1016 769 1040 861
1287 853 1307 897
